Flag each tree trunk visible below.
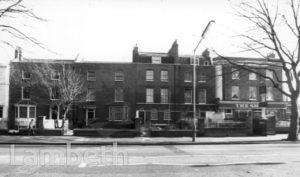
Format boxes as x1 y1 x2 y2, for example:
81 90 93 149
62 106 70 132
287 94 299 141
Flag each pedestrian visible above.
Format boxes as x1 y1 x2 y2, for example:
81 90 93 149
28 119 35 136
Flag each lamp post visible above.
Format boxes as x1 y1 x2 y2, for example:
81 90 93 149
192 20 215 142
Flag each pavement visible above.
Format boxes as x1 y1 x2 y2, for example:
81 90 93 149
0 134 295 145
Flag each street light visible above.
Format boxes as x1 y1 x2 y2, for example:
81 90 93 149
192 20 215 142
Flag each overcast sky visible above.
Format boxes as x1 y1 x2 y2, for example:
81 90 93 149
0 0 266 64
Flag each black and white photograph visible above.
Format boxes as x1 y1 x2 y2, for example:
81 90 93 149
0 0 300 176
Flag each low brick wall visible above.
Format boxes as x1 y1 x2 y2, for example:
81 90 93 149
204 128 249 137
150 130 203 137
37 129 63 136
0 129 9 135
74 129 141 137
6 129 63 136
275 127 289 133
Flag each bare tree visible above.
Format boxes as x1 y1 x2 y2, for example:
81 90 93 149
32 62 88 130
216 0 300 140
0 0 45 48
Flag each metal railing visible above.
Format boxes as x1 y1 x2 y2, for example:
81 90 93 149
205 120 247 128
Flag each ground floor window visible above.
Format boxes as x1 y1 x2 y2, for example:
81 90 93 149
15 105 36 127
15 105 36 119
164 111 171 120
151 109 158 120
233 110 252 121
109 106 128 121
266 109 286 120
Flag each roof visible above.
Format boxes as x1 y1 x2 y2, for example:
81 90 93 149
138 52 169 57
11 58 75 63
213 56 282 66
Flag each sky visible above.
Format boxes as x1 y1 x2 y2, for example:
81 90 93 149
0 0 274 64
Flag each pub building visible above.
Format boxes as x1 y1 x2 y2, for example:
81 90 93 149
214 57 287 126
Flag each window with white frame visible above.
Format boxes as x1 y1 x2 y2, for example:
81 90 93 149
164 111 171 120
87 71 96 81
266 70 273 80
184 71 192 82
152 56 161 64
184 89 192 104
232 86 240 100
0 106 3 118
266 87 274 101
146 88 154 103
160 70 168 82
15 105 36 119
115 72 124 81
51 71 60 80
225 109 233 119
151 109 158 120
114 88 124 102
86 108 95 120
232 68 239 79
249 72 257 80
160 88 169 103
50 87 59 100
109 106 128 121
249 86 257 100
22 71 31 80
146 70 154 81
22 87 30 100
199 71 206 82
87 88 96 101
198 89 206 103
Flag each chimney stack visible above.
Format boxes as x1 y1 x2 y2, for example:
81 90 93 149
14 47 22 61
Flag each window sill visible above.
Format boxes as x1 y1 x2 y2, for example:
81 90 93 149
249 99 257 101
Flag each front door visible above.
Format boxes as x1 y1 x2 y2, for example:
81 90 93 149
139 111 146 126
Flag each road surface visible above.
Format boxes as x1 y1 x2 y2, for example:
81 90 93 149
0 142 299 176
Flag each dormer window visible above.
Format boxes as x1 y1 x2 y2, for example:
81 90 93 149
152 56 161 64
